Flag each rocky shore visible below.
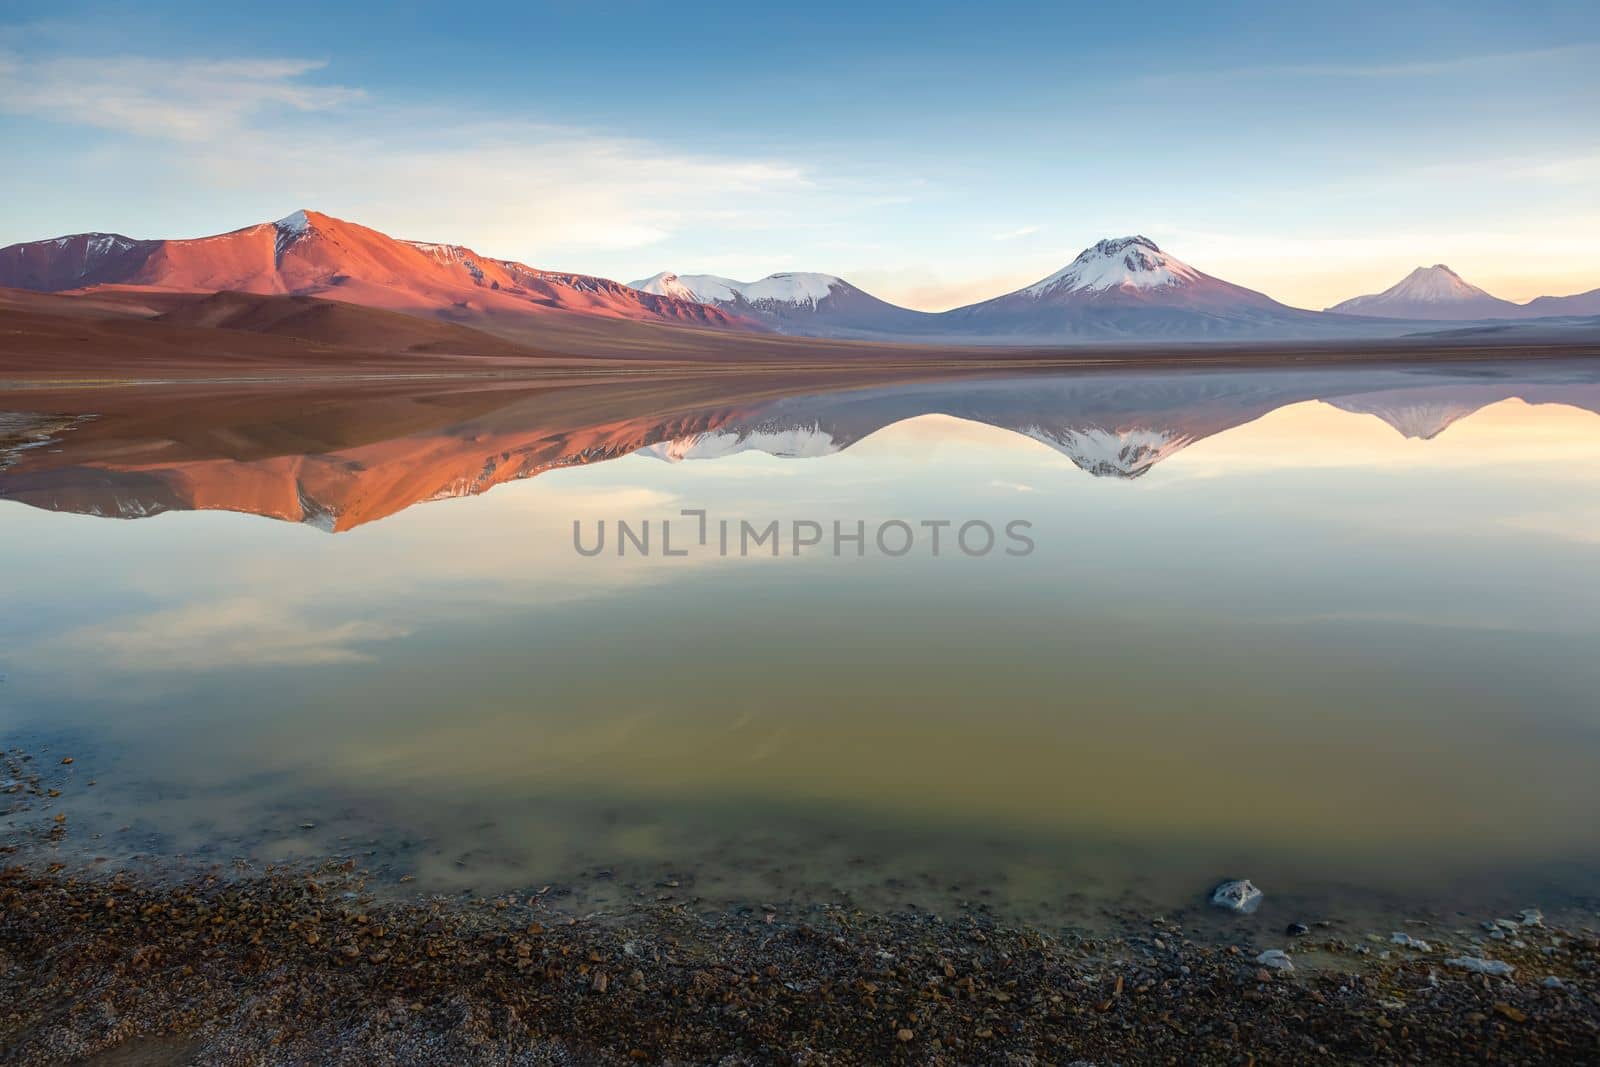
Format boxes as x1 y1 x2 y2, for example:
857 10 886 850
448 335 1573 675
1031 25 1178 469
0 858 1594 1065
4 749 1599 1064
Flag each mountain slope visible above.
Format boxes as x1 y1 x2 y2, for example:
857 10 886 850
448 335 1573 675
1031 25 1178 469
1519 287 1600 317
153 290 546 356
630 270 933 337
0 211 757 333
0 233 162 291
1327 265 1523 320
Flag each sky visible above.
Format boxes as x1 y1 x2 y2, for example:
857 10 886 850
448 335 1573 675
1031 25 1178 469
1 1 1597 311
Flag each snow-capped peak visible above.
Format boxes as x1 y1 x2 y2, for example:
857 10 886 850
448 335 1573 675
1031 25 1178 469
631 271 741 304
629 271 843 308
1024 236 1202 297
273 210 314 259
275 210 312 235
737 272 842 308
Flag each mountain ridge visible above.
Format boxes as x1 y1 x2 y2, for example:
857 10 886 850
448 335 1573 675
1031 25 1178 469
0 210 758 334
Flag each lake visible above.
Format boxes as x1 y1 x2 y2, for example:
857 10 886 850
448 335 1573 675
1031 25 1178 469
3 358 1599 932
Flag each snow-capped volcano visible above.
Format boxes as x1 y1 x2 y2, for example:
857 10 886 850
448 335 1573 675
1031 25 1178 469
1327 265 1522 320
1022 236 1204 298
936 235 1328 340
629 270 930 337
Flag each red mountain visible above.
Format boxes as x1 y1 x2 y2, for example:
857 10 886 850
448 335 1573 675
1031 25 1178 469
0 210 758 332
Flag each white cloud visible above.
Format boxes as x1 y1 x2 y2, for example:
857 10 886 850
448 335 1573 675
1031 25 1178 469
991 225 1041 241
0 53 363 139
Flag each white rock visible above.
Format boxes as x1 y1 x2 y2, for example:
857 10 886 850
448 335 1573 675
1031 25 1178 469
1256 949 1294 971
1446 956 1514 977
1519 908 1544 928
1210 879 1263 914
1391 932 1432 951
1542 976 1564 989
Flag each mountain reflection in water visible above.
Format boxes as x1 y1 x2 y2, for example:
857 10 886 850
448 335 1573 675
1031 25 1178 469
3 360 1600 530
2 359 1599 928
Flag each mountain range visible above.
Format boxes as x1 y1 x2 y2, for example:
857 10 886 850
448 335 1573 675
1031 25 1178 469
631 237 1354 341
2 210 1597 346
636 237 1600 342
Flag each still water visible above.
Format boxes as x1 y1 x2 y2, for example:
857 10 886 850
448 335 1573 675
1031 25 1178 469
3 360 1599 928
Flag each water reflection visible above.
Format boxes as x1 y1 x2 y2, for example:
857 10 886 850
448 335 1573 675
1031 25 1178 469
1 360 1599 926
5 361 1600 530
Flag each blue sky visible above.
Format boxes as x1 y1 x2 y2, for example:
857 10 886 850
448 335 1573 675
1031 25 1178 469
2 1 1597 309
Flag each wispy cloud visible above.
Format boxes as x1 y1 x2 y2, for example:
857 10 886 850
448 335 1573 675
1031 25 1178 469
0 49 830 261
991 225 1041 241
0 53 363 139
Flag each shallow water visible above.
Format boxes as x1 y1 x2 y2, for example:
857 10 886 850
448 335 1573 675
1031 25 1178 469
3 360 1599 929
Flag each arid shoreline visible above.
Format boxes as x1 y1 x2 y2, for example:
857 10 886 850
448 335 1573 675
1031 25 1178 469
3 742 1596 1066
2 858 1596 1065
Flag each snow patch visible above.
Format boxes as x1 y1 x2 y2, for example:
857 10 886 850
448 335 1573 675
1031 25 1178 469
631 272 740 304
274 210 313 260
738 272 841 308
630 271 843 309
276 210 311 235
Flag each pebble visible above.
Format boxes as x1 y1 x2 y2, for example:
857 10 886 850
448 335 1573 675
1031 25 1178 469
1446 956 1514 977
1542 976 1564 989
1391 932 1432 951
1210 879 1263 915
1256 949 1294 972
1286 922 1310 937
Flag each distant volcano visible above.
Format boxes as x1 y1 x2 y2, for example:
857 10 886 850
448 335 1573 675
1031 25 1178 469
1327 264 1523 321
933 236 1341 341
